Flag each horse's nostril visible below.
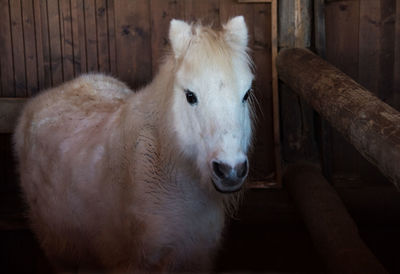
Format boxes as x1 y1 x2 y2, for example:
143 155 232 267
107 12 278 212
212 161 232 179
235 161 248 178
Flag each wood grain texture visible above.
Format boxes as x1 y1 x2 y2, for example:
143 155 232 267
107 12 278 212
60 0 74 82
47 0 63 85
314 0 326 58
84 0 98 72
278 0 317 173
278 48 400 189
21 0 38 96
313 0 332 180
325 0 360 79
0 0 15 96
184 0 220 25
270 0 281 185
278 0 311 48
395 0 400 109
10 0 27 97
377 0 396 106
359 0 381 94
114 0 151 89
358 0 396 104
96 0 110 73
71 0 87 74
150 0 184 75
107 0 117 75
325 0 393 187
325 0 362 184
34 0 51 91
251 4 276 181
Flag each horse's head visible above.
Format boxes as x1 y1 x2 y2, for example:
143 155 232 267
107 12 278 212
167 16 254 193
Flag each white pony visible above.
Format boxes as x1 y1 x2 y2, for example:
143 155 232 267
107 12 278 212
14 16 254 272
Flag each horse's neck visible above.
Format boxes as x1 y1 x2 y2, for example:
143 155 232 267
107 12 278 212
122 58 183 171
121 59 226 206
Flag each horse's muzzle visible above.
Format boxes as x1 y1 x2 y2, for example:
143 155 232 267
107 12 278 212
211 160 248 193
212 178 245 193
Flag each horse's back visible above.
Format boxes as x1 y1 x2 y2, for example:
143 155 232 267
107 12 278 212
13 74 133 266
15 74 130 153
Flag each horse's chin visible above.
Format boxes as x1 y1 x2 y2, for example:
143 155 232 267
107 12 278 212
211 178 244 194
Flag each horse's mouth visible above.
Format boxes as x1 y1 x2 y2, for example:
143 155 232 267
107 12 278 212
211 178 244 194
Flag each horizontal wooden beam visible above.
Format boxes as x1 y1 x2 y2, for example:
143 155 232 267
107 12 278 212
285 163 388 274
277 48 400 189
0 98 27 133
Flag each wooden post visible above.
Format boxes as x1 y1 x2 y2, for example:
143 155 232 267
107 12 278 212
271 0 282 186
313 0 333 181
278 0 318 165
285 163 388 274
277 48 400 188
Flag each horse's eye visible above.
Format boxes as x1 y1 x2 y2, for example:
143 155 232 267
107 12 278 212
243 88 252 102
184 89 198 105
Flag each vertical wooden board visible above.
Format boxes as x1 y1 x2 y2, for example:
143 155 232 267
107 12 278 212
0 0 15 96
10 0 27 97
325 0 388 187
184 0 220 25
357 0 396 186
60 0 74 81
107 0 117 75
33 0 51 91
47 0 63 86
114 0 151 89
325 1 360 183
314 0 332 180
278 0 314 186
359 0 381 94
394 0 400 109
251 4 276 180
251 49 275 180
84 0 99 72
0 55 2 95
325 1 360 79
150 0 184 75
325 1 362 184
378 0 396 106
271 0 281 184
314 0 326 58
71 0 86 75
96 0 110 73
219 0 237 22
253 4 269 50
219 0 255 51
22 0 39 96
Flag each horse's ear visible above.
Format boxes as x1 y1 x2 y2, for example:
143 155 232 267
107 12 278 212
169 19 192 59
223 16 248 49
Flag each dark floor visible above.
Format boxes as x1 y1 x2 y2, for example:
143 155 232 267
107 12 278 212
1 187 400 273
0 188 324 274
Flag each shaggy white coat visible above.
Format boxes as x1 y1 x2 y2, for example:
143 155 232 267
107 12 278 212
14 16 254 272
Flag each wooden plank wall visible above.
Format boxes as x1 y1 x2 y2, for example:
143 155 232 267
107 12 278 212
0 0 276 183
324 0 399 186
